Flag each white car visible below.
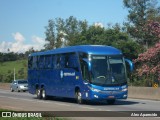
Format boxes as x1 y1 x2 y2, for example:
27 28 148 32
10 80 28 92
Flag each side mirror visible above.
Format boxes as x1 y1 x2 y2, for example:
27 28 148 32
125 59 134 72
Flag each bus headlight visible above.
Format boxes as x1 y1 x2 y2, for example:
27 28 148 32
121 85 128 92
88 86 101 92
92 88 101 92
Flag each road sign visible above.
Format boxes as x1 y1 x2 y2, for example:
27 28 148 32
153 83 158 88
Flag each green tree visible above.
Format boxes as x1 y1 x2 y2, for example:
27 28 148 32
0 73 4 82
112 40 142 60
44 16 88 49
61 16 87 46
18 68 24 79
75 25 105 45
44 19 56 50
6 70 13 83
123 0 160 48
44 17 141 60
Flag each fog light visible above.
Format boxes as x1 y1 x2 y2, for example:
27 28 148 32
123 94 127 98
94 95 99 98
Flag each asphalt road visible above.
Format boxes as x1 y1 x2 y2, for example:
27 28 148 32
0 89 160 120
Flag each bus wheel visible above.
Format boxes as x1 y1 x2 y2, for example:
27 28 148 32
42 88 47 100
107 99 115 105
76 90 83 104
36 88 42 99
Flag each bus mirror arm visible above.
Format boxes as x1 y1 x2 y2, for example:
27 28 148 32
125 59 134 72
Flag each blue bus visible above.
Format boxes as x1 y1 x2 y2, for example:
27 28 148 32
28 45 133 104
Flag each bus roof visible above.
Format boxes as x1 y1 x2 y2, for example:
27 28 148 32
30 45 122 56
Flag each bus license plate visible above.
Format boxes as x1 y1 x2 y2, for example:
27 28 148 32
108 96 115 98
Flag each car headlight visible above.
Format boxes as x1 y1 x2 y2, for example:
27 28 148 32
19 85 24 88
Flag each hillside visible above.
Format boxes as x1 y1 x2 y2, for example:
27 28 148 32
0 59 28 83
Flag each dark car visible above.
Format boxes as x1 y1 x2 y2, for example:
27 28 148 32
10 80 28 92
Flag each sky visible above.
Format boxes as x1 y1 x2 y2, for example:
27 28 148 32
0 0 128 53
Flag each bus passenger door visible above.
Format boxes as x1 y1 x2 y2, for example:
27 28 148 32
61 53 79 98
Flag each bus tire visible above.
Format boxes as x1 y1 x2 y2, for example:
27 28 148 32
107 99 115 105
76 90 83 104
36 88 42 99
42 88 47 100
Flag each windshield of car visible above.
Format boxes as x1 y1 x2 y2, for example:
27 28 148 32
18 80 28 84
91 55 127 86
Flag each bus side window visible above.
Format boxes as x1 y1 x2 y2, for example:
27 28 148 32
67 53 79 71
45 55 52 69
52 55 57 69
39 56 45 69
56 55 61 69
32 56 37 69
28 56 33 69
60 54 66 68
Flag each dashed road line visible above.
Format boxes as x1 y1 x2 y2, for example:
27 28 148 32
79 106 96 110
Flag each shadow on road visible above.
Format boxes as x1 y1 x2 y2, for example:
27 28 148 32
33 96 139 106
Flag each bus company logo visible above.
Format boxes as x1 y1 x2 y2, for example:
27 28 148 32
104 87 119 91
64 72 75 77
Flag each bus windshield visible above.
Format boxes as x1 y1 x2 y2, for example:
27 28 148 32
91 55 127 86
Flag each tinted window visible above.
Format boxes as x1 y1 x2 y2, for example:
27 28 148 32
67 53 79 69
60 54 66 68
45 55 52 69
32 56 37 69
38 56 45 69
28 56 33 69
52 55 57 69
18 80 28 84
56 55 61 69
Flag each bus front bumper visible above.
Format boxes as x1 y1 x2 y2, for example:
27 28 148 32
83 90 128 101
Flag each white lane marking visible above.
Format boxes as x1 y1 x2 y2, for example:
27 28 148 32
79 106 96 110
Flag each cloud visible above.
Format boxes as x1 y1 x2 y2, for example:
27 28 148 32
94 22 104 28
31 36 45 51
0 32 45 53
0 41 12 53
12 32 25 43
